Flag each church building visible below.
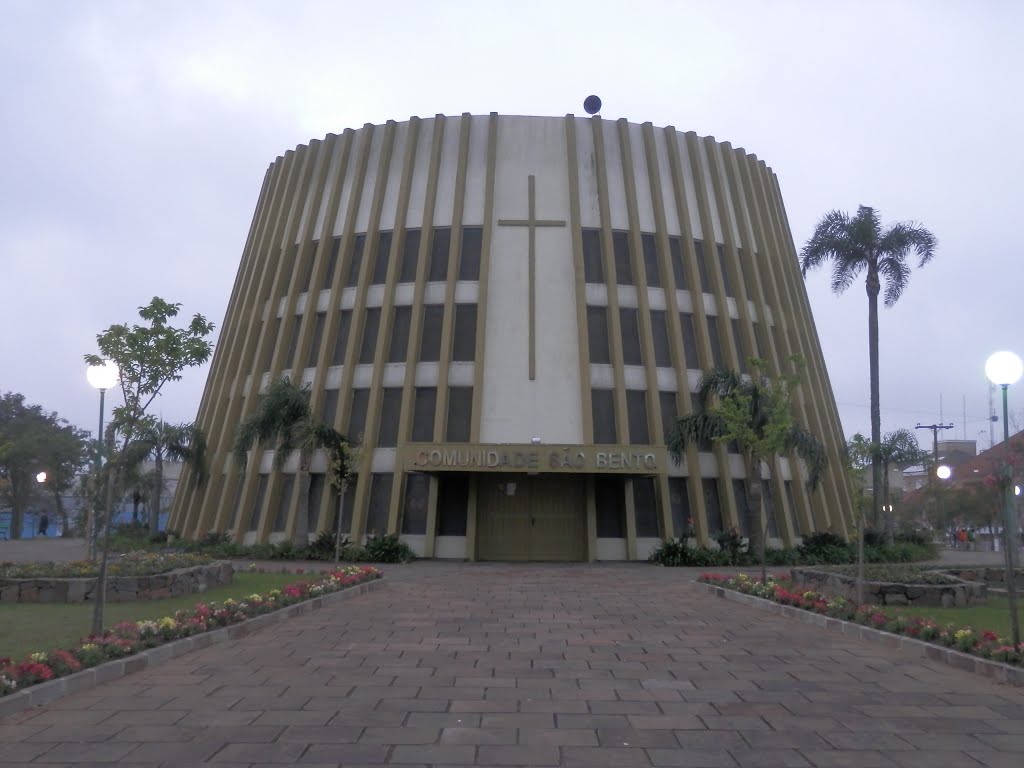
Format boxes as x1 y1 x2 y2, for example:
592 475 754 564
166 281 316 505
168 113 854 560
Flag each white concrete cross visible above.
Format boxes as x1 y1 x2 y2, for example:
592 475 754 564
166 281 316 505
497 175 566 380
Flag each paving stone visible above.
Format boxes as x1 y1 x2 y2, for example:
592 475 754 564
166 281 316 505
2 563 1023 767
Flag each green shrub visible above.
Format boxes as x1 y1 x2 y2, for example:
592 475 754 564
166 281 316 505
304 531 349 561
364 534 415 563
648 538 693 567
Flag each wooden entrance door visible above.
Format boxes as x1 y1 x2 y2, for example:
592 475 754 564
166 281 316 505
476 474 586 561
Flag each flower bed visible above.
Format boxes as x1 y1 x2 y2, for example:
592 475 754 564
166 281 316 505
699 572 1024 667
0 564 381 697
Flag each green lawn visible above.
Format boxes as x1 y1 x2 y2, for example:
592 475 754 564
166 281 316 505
0 572 312 661
895 597 1024 639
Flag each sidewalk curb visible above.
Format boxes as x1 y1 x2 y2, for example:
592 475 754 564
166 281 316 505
696 581 1024 687
0 577 386 718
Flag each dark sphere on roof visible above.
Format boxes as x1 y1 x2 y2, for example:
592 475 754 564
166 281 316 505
583 95 602 115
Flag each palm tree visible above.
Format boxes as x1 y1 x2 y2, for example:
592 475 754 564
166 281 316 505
233 377 350 547
800 206 936 537
129 419 208 536
668 361 827 577
876 428 927 544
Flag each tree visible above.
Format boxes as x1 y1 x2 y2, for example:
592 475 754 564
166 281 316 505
800 206 936 538
667 357 827 580
233 377 350 548
0 393 90 537
84 297 214 636
127 418 208 536
875 429 928 544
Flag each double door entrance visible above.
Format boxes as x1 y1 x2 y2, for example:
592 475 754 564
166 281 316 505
476 474 587 561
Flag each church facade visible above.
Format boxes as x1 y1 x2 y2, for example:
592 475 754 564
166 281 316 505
168 113 854 560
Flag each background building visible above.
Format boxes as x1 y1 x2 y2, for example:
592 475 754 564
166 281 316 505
168 113 855 560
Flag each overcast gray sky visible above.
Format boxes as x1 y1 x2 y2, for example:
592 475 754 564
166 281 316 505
2 0 1021 452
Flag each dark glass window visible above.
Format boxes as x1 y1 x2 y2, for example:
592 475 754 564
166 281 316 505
764 482 779 538
307 473 326 532
452 304 477 361
345 234 365 287
401 474 430 534
641 234 660 288
612 231 633 285
754 323 770 363
659 391 677 445
591 389 616 444
330 310 352 366
400 229 421 283
324 237 342 288
717 244 733 297
459 227 482 281
582 228 604 283
733 479 751 537
358 308 380 364
446 387 473 442
429 227 450 281
371 231 392 285
693 240 711 293
650 310 672 367
420 305 444 362
299 244 315 293
320 389 340 428
669 236 687 291
437 475 468 535
376 388 402 447
668 478 691 538
586 306 611 364
737 247 755 299
620 308 643 366
707 316 724 368
412 387 437 442
331 479 357 537
626 390 650 445
285 318 302 368
702 478 724 535
347 389 370 442
366 473 392 535
595 476 625 537
633 477 659 537
249 475 269 532
273 475 295 533
680 312 700 368
785 480 803 535
307 313 325 368
389 306 411 363
732 318 747 373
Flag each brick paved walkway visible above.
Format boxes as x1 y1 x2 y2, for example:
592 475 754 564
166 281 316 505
2 562 1022 767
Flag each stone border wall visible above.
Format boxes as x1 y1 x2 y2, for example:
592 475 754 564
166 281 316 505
789 567 987 607
0 562 234 604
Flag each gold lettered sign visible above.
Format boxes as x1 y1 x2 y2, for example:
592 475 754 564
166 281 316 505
401 443 665 474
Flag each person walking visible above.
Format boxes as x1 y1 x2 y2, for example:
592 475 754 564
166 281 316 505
37 513 49 537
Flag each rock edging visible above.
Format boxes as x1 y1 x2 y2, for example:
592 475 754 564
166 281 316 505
696 580 1024 687
0 562 235 604
789 566 986 608
0 578 385 718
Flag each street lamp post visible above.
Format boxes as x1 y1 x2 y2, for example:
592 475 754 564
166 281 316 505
86 361 119 559
985 350 1022 647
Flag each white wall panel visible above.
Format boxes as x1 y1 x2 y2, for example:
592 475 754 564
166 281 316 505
463 115 489 225
676 134 704 240
432 118 460 227
653 128 681 236
629 122 656 232
404 118 434 228
354 127 385 233
312 136 344 239
481 116 582 444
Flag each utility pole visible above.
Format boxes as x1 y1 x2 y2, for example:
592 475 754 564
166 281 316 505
917 423 954 530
